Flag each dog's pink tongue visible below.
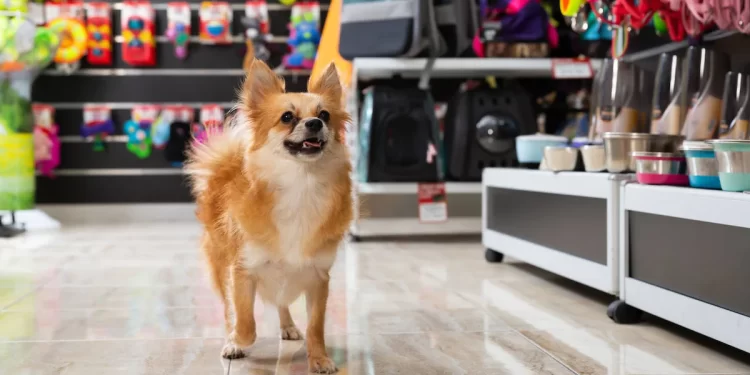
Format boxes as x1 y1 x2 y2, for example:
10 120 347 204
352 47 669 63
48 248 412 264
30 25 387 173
303 141 321 148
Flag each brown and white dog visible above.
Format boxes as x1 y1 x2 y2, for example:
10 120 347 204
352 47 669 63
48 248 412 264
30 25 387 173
186 59 353 374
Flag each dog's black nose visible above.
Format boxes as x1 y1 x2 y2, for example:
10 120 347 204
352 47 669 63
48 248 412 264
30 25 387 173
305 119 323 132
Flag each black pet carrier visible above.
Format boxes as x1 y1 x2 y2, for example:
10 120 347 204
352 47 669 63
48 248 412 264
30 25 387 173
444 87 536 181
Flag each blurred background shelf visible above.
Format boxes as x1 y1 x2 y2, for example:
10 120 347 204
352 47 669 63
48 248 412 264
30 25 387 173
351 182 483 239
354 58 604 80
357 182 482 195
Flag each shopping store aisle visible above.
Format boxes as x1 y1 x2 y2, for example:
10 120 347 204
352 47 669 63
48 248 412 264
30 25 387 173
1 223 749 375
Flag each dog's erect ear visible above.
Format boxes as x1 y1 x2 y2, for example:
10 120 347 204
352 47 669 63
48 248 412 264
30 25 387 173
242 59 285 110
308 63 342 101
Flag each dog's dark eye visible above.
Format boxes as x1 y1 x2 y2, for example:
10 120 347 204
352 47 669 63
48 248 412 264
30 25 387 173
281 111 294 124
318 110 330 122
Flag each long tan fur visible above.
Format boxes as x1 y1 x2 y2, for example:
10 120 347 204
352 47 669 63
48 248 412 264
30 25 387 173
186 59 352 374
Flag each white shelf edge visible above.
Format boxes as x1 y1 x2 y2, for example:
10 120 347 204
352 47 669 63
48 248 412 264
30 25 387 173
624 278 750 353
482 168 621 199
354 58 603 79
623 183 750 229
357 182 482 194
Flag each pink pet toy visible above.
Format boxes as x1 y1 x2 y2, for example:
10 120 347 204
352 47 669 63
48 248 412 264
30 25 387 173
32 105 61 178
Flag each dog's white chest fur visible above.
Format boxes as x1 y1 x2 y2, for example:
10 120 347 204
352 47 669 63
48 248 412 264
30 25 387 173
272 165 330 260
241 159 338 306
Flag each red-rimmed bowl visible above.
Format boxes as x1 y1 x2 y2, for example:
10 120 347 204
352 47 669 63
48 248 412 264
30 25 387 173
631 151 689 185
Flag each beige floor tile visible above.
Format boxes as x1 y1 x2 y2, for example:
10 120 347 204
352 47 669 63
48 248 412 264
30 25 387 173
229 332 575 375
519 325 750 375
0 285 510 341
2 285 219 310
45 266 207 287
477 271 622 332
0 307 225 342
0 338 230 375
2 223 750 374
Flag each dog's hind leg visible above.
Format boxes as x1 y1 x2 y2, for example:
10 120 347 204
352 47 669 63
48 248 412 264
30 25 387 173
221 264 258 359
278 306 303 340
201 234 232 334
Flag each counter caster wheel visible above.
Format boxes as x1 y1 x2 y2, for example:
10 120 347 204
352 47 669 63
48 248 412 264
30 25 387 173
485 249 504 263
607 300 642 324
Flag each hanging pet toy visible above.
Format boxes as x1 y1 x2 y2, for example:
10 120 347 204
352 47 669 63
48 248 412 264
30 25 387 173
282 3 321 70
85 2 112 65
166 2 191 59
124 105 159 159
32 104 60 178
243 1 271 69
121 1 156 66
81 105 115 151
48 17 88 72
199 2 232 44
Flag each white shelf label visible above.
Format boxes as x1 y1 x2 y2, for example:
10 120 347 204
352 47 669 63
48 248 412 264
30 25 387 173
551 58 593 79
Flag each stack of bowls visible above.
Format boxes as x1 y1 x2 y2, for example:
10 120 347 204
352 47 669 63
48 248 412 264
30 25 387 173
602 132 684 173
680 141 721 189
707 140 750 192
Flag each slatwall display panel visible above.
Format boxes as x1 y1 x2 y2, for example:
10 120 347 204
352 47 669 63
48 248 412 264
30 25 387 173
54 108 234 136
76 42 251 70
58 143 181 169
36 175 192 203
35 76 245 102
34 75 309 102
33 1 329 203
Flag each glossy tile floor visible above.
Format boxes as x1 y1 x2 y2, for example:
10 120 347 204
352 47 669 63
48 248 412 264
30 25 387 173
2 223 750 375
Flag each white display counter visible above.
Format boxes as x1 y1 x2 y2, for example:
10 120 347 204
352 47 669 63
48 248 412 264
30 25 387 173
482 168 630 295
618 184 750 353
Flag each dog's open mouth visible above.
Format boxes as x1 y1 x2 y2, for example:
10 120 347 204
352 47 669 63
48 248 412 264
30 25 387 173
284 138 327 155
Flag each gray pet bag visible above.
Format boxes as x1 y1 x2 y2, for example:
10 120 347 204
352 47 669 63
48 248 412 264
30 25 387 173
434 0 480 56
340 0 440 58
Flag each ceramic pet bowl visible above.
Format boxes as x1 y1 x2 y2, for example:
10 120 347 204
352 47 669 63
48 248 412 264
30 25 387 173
580 144 606 172
543 146 579 172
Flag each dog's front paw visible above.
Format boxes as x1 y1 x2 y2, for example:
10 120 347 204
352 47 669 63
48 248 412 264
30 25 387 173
221 331 255 359
280 325 303 340
221 342 246 359
308 356 337 374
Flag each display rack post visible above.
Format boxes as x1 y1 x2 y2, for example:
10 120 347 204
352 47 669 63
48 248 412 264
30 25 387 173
0 211 26 237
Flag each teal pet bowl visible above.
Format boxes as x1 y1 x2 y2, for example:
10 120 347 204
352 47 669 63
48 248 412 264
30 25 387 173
707 140 750 192
681 141 720 189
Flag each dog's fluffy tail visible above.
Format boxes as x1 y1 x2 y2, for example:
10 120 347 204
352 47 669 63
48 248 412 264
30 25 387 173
185 114 248 197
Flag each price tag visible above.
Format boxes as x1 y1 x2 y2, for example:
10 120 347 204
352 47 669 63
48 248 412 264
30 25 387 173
551 58 593 79
418 183 448 223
